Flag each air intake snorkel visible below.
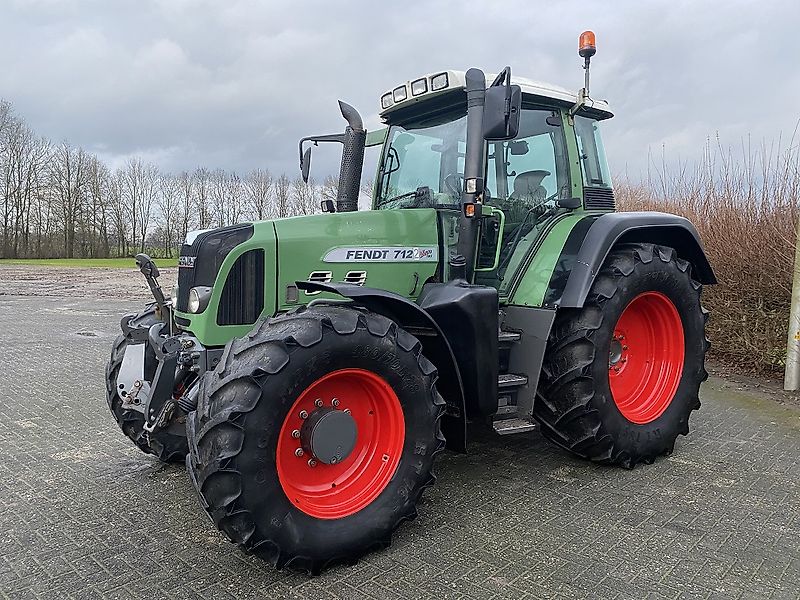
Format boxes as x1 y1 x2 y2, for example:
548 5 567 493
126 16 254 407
298 101 366 213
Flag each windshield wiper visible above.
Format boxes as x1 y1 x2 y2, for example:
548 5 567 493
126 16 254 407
377 186 433 208
377 190 418 207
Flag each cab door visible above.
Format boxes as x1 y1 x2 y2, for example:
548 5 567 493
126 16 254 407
474 106 573 294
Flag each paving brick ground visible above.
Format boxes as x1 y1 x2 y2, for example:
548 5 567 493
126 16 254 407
1 289 798 599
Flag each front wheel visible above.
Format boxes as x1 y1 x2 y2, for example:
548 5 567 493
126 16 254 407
105 305 188 462
186 305 444 573
534 243 709 468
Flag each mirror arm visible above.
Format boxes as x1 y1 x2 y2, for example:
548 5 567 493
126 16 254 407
298 133 347 173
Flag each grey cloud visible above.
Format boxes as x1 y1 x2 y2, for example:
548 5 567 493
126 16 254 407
1 0 798 180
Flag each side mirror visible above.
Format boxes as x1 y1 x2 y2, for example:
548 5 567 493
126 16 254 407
483 84 522 141
301 146 312 183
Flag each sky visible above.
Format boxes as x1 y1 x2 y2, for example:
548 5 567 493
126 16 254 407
1 0 799 182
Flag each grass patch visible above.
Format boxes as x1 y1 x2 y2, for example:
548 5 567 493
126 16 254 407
0 257 179 268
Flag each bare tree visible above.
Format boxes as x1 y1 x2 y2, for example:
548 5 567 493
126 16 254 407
158 173 181 257
274 174 291 218
321 175 338 211
119 158 159 253
244 168 272 220
50 143 88 258
193 167 212 229
291 175 318 216
176 171 194 242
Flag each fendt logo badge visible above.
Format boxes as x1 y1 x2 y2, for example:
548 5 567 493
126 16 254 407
178 256 196 268
323 246 439 263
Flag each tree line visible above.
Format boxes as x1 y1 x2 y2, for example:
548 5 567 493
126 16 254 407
0 100 343 259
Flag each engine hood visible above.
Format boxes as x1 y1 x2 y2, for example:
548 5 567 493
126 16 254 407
273 208 440 310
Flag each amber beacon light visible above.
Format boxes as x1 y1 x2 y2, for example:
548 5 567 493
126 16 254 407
579 30 596 58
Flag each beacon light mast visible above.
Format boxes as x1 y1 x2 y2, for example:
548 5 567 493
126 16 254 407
571 30 597 115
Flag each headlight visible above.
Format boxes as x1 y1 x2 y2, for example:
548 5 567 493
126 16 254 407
411 78 427 96
187 286 212 314
172 283 179 305
380 92 393 109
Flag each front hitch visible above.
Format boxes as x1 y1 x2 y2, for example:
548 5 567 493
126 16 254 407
142 322 181 432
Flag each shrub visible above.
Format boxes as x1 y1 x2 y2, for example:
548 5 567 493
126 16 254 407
615 136 800 374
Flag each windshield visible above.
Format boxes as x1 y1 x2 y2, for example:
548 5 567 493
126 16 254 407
375 110 467 210
375 107 570 212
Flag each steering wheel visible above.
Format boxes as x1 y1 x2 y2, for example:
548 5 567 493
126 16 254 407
444 173 463 199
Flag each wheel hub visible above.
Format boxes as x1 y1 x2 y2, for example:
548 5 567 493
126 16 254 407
300 407 357 465
609 336 626 367
276 368 405 519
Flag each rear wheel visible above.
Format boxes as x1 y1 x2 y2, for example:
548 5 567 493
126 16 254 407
534 243 709 468
186 305 444 573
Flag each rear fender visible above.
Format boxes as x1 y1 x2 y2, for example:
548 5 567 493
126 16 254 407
559 211 716 308
296 281 467 452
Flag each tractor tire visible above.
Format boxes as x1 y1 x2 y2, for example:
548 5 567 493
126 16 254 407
186 305 445 573
105 305 188 463
534 243 709 468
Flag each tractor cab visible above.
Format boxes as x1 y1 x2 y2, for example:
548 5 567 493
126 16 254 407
371 70 614 294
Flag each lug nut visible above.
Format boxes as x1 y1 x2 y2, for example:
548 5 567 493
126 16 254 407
314 398 323 407
613 366 620 372
622 345 629 350
330 457 338 464
308 459 317 467
343 409 351 415
295 448 304 457
291 429 300 439
299 410 308 419
332 398 340 407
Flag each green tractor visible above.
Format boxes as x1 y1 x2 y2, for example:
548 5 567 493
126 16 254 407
106 33 714 572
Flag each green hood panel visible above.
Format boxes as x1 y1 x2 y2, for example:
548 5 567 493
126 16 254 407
273 208 440 310
176 210 440 347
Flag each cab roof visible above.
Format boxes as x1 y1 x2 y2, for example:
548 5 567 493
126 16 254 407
379 69 613 121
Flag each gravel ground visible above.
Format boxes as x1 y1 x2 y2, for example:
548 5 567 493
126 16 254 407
0 265 798 599
0 265 176 300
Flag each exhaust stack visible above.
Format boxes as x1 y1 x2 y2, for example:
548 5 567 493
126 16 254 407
335 101 366 213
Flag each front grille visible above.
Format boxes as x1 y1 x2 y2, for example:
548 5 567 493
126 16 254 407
176 224 254 312
217 249 265 326
583 186 616 210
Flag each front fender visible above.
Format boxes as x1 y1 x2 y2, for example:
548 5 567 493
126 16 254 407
559 211 717 308
296 281 467 452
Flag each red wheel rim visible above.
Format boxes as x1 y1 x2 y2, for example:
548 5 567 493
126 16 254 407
276 368 405 519
608 292 685 424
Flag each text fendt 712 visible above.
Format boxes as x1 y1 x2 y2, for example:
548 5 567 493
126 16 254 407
105 33 715 573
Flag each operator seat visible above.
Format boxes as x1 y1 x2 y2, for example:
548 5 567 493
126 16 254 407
501 170 551 225
509 170 550 204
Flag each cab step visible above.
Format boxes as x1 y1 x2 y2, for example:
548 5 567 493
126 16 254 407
498 373 528 389
498 329 522 344
493 417 537 435
495 394 516 415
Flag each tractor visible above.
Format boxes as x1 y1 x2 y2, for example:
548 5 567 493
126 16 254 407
105 32 715 573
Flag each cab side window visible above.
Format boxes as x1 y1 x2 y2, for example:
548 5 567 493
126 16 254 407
574 116 611 188
486 108 570 206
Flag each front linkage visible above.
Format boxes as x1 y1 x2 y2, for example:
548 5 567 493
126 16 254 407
107 254 221 458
